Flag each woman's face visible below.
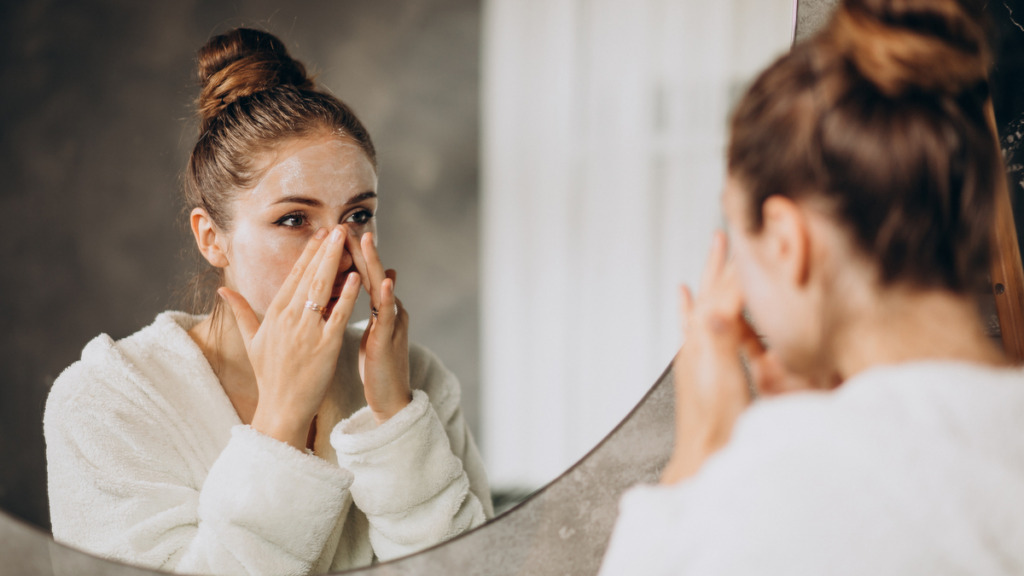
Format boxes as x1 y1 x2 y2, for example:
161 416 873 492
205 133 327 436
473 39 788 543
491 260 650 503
722 175 809 375
221 136 378 318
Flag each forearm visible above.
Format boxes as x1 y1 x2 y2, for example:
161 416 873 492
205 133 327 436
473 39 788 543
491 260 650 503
251 402 315 451
332 390 486 560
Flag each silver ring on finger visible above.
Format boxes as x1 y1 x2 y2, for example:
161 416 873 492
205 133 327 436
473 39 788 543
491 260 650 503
304 300 327 317
370 304 399 320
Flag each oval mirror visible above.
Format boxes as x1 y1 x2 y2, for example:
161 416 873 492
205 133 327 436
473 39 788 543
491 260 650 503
0 0 801 574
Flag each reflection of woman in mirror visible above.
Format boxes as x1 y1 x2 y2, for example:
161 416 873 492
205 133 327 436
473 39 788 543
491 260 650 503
602 0 1024 572
44 28 492 575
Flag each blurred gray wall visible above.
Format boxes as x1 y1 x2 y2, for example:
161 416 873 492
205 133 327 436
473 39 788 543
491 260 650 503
0 0 481 530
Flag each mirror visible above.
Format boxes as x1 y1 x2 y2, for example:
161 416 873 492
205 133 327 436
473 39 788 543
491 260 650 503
1 0 486 534
0 0 796 573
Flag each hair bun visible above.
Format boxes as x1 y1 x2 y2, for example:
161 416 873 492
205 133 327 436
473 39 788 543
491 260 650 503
196 28 315 128
826 0 990 97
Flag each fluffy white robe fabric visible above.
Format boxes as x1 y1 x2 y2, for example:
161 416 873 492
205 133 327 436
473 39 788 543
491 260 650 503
599 361 1024 575
45 311 493 576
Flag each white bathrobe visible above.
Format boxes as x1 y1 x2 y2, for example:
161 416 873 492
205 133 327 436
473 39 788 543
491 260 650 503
599 361 1024 575
45 311 493 576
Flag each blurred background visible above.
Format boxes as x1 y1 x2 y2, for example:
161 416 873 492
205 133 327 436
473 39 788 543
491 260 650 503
481 0 794 489
0 0 795 530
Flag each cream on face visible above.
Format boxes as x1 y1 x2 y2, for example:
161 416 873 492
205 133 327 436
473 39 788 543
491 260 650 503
222 137 378 317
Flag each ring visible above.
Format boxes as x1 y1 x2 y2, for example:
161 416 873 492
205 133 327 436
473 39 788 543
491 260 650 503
304 300 327 315
370 304 398 319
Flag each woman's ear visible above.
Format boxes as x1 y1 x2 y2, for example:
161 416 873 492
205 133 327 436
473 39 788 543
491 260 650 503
190 208 229 268
760 196 810 287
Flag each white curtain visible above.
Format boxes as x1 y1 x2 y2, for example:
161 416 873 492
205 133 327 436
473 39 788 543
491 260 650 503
481 0 797 490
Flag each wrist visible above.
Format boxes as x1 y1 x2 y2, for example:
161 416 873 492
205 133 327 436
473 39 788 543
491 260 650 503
370 390 413 425
660 434 715 484
251 406 312 450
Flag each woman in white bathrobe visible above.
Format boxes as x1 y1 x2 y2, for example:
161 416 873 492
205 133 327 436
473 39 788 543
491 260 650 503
45 28 492 576
601 0 1024 574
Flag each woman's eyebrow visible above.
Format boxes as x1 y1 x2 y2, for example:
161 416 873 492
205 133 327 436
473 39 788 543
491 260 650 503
345 191 377 205
272 196 323 207
271 191 377 207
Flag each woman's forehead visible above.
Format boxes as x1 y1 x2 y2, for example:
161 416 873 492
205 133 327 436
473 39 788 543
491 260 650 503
250 137 377 202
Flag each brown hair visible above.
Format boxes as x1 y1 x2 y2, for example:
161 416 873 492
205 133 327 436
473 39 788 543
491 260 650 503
727 0 998 294
184 27 376 313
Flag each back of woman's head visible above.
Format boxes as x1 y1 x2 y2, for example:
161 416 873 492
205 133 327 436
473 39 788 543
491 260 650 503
186 27 376 231
728 0 998 294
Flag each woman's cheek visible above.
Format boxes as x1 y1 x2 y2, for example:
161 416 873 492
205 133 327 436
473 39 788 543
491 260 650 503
738 258 800 370
735 255 772 338
230 229 308 315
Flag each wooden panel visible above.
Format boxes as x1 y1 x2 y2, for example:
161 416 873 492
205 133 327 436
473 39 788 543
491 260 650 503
988 102 1024 362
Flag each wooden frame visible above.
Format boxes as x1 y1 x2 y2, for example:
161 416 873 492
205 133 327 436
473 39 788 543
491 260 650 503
988 100 1024 362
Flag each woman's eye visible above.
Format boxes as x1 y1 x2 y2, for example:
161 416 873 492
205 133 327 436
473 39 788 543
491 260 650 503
274 213 306 228
345 209 374 226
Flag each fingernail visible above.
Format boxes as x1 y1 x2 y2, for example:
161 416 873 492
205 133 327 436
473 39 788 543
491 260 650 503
329 227 343 243
315 228 328 240
347 272 360 286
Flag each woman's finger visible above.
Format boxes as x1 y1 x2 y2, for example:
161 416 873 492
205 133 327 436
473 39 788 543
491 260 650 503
722 259 744 305
392 293 409 341
359 233 388 307
289 227 337 311
300 225 348 319
737 318 766 359
679 285 695 336
270 227 329 314
218 287 260 347
346 231 375 294
698 231 728 297
384 269 400 328
361 233 387 288
680 284 695 314
325 271 362 337
374 277 399 339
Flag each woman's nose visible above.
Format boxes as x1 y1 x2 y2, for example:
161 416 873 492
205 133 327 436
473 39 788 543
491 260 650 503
338 248 353 273
335 225 354 270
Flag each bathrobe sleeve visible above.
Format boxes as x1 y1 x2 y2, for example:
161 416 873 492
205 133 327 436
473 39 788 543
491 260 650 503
330 343 492 561
45 337 354 576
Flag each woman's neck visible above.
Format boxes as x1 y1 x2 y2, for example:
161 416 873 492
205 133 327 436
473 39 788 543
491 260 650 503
188 306 260 423
828 288 1007 381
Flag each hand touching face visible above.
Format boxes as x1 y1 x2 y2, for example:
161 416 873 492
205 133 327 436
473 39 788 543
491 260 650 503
208 136 379 319
661 220 828 484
